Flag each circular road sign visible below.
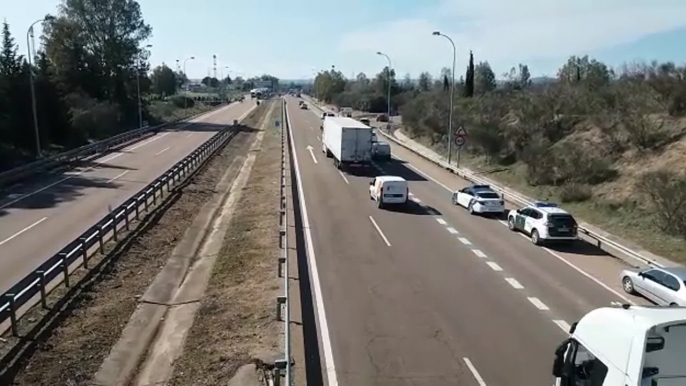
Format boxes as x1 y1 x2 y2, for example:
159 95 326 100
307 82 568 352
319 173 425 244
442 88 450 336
454 135 466 148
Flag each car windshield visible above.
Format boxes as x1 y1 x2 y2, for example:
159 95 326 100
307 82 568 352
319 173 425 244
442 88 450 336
549 214 576 226
476 192 499 199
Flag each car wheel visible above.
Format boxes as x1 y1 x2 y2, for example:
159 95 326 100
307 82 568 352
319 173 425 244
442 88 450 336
531 229 541 245
670 302 679 307
377 197 384 209
622 277 635 294
452 196 457 205
508 217 516 231
468 203 475 215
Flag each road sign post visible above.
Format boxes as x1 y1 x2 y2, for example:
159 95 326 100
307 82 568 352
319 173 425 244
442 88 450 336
453 126 468 168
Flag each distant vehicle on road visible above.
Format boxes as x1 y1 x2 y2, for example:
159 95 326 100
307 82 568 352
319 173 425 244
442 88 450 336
452 184 504 215
621 267 686 306
321 116 373 169
341 107 353 117
300 103 308 110
376 114 389 122
371 141 391 161
369 176 408 208
553 305 686 386
359 118 371 126
508 202 578 245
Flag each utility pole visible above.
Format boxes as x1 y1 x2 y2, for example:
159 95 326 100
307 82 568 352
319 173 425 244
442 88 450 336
27 19 46 158
433 31 457 165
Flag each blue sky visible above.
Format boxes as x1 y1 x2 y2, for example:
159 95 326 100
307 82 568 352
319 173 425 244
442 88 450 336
3 0 686 80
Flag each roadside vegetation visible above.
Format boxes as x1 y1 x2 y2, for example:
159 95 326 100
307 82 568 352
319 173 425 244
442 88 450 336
0 0 278 171
313 55 686 262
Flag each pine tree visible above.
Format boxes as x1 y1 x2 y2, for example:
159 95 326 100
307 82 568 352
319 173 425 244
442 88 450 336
464 51 475 98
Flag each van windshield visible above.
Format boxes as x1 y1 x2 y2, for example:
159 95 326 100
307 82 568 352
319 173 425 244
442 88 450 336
476 192 500 199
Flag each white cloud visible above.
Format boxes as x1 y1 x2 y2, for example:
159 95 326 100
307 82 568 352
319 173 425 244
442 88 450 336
338 0 686 76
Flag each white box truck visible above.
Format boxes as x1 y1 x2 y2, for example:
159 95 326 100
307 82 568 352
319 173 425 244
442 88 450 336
553 305 686 386
321 117 373 169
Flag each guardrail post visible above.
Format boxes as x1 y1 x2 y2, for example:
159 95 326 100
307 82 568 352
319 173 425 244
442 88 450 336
36 270 48 309
98 225 105 253
153 186 158 206
144 191 149 212
60 253 70 288
5 293 18 336
79 237 89 269
124 205 130 230
276 296 286 321
110 207 118 242
135 197 140 220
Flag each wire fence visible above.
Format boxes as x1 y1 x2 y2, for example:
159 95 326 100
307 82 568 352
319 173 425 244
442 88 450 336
0 122 239 336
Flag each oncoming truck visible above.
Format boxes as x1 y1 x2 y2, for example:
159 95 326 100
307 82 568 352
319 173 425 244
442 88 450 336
553 305 686 386
321 117 373 169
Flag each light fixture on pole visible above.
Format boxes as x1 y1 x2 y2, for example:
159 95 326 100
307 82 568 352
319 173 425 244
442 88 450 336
432 31 457 165
376 52 392 129
183 56 195 109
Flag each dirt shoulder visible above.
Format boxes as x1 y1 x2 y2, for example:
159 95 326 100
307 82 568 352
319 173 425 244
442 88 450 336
168 102 283 385
0 105 269 386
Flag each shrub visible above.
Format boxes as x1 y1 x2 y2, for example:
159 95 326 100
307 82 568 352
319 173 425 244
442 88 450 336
560 184 592 203
170 95 194 109
637 170 686 238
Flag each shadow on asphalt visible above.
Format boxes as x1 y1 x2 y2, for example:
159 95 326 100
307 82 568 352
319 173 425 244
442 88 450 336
0 121 248 218
382 201 441 216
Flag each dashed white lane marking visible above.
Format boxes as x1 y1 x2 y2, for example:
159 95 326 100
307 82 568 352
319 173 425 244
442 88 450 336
316 135 321 140
411 197 421 203
338 170 349 184
486 262 503 272
391 153 405 162
128 132 169 151
498 220 508 227
436 218 447 225
505 278 524 289
528 297 550 310
553 320 571 333
185 133 194 138
472 249 487 258
427 209 438 216
406 163 453 192
306 146 318 164
369 216 392 247
155 146 171 156
458 237 472 245
107 170 129 183
539 246 636 305
0 217 48 246
463 358 488 386
408 192 414 196
447 227 458 234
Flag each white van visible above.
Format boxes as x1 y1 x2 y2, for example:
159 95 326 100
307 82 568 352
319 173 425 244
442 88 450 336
369 176 408 208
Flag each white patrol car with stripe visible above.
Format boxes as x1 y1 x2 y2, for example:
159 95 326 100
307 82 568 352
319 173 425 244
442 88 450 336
451 184 505 215
507 202 578 245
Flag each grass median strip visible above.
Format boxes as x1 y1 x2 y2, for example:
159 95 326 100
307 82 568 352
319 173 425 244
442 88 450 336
168 101 283 385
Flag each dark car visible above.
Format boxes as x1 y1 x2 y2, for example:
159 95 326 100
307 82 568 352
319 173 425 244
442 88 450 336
376 114 389 122
300 104 308 110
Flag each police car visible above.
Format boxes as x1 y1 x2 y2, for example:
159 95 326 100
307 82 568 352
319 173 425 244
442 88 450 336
451 184 505 215
507 202 578 245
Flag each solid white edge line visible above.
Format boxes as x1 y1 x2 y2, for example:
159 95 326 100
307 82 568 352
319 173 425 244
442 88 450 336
405 163 453 192
285 101 339 386
369 216 392 247
528 297 550 310
505 277 524 289
463 357 488 386
472 249 487 258
128 132 169 151
107 170 129 183
0 217 48 246
553 319 571 333
458 237 472 245
486 262 503 272
338 170 350 184
0 177 71 210
540 246 636 305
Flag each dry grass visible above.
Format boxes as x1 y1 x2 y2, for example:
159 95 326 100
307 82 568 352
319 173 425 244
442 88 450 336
169 102 283 385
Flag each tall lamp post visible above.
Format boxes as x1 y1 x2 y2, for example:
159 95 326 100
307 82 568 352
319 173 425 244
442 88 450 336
376 52 392 130
432 31 457 165
183 56 195 109
27 18 49 158
136 44 152 128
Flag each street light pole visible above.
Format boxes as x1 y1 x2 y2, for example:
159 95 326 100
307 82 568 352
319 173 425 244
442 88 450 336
433 31 457 165
376 52 392 130
183 56 195 109
27 19 45 158
136 45 152 128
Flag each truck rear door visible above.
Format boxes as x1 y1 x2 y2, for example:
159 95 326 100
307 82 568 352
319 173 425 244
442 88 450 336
341 128 370 163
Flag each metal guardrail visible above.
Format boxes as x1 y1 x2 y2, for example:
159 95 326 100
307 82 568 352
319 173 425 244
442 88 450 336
0 103 228 189
0 122 239 336
302 96 666 269
274 99 291 385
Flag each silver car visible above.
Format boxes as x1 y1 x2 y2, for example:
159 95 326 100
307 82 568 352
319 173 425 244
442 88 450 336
621 267 686 306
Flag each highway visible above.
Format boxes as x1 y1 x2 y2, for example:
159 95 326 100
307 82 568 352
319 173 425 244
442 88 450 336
0 100 256 295
285 96 649 385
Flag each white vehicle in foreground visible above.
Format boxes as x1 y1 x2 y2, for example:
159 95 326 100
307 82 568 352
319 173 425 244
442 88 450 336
508 202 578 245
553 305 686 386
451 184 504 215
369 176 408 208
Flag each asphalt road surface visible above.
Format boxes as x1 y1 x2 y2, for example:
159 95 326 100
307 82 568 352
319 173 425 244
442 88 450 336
286 96 650 386
0 100 256 294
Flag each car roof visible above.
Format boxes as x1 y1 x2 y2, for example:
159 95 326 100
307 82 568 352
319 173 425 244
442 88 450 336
654 267 686 280
527 205 570 215
377 176 406 183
